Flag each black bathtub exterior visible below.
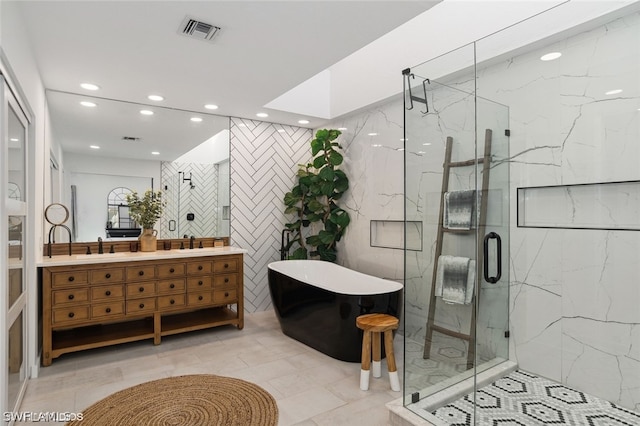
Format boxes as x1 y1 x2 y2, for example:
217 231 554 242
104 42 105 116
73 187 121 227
268 267 403 363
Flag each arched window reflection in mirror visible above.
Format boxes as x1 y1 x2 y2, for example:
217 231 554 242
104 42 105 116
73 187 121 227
106 187 139 236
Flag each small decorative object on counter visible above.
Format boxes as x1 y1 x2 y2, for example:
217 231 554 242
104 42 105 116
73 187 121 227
214 239 224 247
126 190 165 252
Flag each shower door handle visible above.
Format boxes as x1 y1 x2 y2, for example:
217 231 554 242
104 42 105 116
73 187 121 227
168 220 176 232
483 232 502 284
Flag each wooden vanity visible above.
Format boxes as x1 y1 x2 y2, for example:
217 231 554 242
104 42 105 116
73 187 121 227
39 246 245 366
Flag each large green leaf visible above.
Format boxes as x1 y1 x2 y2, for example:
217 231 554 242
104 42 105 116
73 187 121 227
315 129 329 141
305 235 322 246
320 182 334 197
284 206 300 215
311 138 323 156
329 151 343 166
330 209 350 228
318 166 335 181
317 244 337 262
328 129 341 141
318 230 335 245
313 155 326 169
307 199 324 212
289 247 308 260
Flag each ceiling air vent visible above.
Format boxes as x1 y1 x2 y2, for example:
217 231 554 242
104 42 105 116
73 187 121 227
179 16 221 42
122 136 141 142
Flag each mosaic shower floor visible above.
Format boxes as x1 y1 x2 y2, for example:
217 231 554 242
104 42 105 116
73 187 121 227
431 370 640 425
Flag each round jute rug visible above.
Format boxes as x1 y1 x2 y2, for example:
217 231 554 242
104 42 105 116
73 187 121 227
66 374 278 426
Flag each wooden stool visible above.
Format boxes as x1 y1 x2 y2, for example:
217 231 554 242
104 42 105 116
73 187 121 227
356 313 400 391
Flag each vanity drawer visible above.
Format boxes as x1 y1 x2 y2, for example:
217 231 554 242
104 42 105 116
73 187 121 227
91 285 125 301
126 282 157 298
188 291 212 307
158 294 186 310
187 276 212 291
91 302 125 319
157 263 185 279
51 271 89 288
52 306 90 325
126 265 156 281
126 297 156 315
158 279 186 294
213 274 237 288
90 268 124 284
213 259 238 273
213 288 237 304
52 289 89 306
187 261 212 275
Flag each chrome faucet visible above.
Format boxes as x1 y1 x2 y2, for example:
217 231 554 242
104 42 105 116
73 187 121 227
189 235 195 249
98 237 104 254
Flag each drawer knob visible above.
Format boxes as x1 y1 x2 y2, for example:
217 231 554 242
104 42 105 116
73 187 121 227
68 312 75 318
225 292 229 297
198 295 203 301
139 303 145 309
224 263 229 268
138 271 144 276
170 283 175 289
224 278 229 283
68 294 74 300
198 265 203 271
106 290 111 296
105 273 111 279
170 299 175 305
106 307 111 313
198 280 203 286
139 287 145 292
170 268 175 273
68 276 75 282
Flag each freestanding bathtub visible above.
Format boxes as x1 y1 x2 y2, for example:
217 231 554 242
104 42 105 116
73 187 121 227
267 260 403 362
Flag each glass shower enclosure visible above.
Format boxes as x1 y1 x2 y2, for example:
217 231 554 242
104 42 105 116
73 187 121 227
403 43 511 421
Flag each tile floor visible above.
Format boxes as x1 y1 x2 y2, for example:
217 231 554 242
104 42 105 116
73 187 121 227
17 310 404 426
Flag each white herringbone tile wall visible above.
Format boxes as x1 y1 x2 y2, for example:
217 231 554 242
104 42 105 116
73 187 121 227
160 162 219 239
229 118 311 312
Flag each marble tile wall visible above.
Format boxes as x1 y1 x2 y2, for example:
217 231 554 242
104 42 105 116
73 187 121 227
475 12 640 411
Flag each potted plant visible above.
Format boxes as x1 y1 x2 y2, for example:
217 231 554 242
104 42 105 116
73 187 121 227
126 189 165 252
283 129 350 262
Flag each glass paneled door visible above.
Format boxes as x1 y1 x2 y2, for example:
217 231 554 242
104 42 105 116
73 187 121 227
1 75 29 418
403 44 510 424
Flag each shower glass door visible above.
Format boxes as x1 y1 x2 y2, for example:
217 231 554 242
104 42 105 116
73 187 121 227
403 43 510 424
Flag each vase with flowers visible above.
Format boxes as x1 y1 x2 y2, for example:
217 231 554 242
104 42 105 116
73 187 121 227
126 190 165 252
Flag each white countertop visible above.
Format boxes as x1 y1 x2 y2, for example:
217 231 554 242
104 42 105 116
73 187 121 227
38 246 247 267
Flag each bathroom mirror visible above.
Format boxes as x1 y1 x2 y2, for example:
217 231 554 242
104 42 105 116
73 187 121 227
46 90 230 242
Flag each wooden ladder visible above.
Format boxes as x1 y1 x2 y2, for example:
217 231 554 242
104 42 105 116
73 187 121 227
423 129 493 369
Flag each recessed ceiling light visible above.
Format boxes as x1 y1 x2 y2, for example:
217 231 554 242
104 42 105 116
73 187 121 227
372 144 382 148
368 132 378 136
605 89 623 95
80 101 97 107
298 119 310 124
418 151 426 154
148 95 164 101
256 112 269 118
397 148 405 151
10 138 19 142
422 142 432 146
190 117 203 122
151 151 160 155
140 110 154 115
90 145 100 149
337 127 347 131
204 104 219 110
400 138 406 142
540 52 562 61
80 83 100 91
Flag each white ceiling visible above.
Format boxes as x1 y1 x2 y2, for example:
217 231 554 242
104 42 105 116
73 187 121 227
14 0 639 162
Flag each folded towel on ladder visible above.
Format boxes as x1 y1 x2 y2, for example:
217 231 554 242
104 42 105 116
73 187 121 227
434 255 476 305
444 190 476 230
